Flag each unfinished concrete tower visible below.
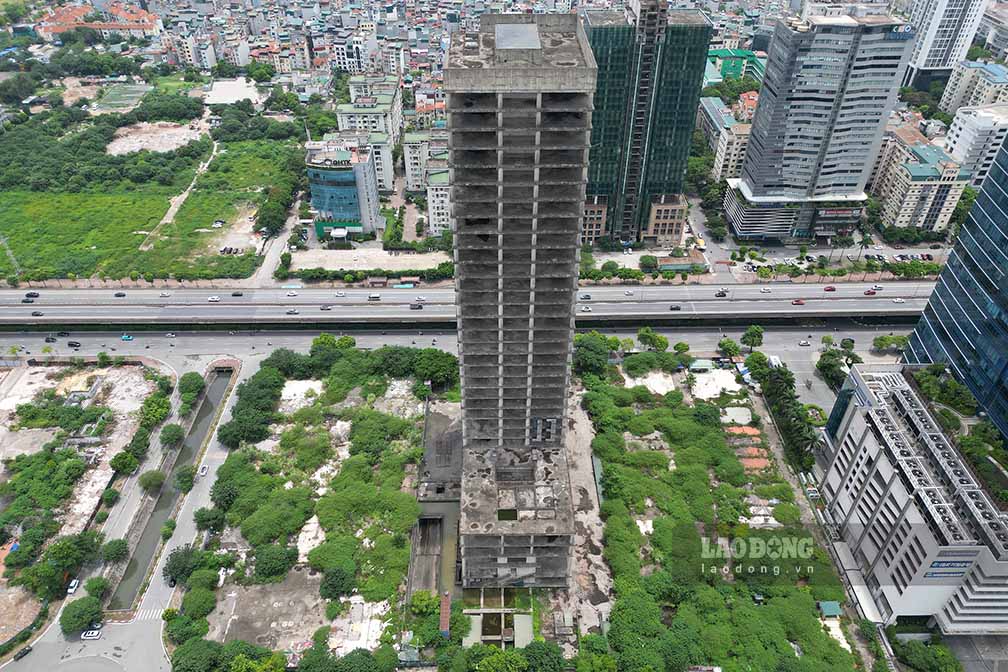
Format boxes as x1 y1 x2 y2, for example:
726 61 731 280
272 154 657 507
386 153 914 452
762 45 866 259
445 14 597 588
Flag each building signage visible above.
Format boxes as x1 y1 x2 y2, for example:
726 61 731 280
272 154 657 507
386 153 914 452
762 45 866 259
887 25 915 40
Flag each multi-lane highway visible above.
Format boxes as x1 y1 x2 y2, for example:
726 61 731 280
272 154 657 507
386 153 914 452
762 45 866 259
1 281 934 325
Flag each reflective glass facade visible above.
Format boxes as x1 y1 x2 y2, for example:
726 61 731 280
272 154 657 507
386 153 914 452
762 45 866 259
307 166 361 223
906 143 1008 436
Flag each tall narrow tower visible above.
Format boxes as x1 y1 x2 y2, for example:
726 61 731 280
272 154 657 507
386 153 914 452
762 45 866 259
445 14 597 588
582 3 711 242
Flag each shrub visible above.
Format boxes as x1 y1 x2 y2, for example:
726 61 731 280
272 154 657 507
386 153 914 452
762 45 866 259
101 488 120 507
161 423 185 448
186 569 220 591
84 576 110 598
174 465 197 492
110 451 139 474
181 587 217 619
178 372 206 396
253 544 297 582
161 519 176 540
166 613 209 645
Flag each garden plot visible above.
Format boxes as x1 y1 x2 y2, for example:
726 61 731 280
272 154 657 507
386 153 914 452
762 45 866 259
90 83 152 114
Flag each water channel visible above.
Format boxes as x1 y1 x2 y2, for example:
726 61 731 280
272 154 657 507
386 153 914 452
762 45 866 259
108 370 232 609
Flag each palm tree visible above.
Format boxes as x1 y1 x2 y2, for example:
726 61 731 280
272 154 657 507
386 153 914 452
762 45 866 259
857 233 872 261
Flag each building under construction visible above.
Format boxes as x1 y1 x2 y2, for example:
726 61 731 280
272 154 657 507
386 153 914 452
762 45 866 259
444 13 596 588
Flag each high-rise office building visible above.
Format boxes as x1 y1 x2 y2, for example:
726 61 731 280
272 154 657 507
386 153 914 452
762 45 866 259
905 0 992 86
820 365 1008 634
906 142 1008 438
581 3 711 242
444 14 596 588
724 14 914 242
305 140 383 237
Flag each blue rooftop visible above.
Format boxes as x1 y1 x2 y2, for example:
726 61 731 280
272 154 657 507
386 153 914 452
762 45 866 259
962 60 1008 84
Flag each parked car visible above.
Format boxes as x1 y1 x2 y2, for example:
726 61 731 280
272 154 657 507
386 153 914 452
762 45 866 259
67 579 79 595
791 299 805 305
929 244 943 250
80 630 101 641
923 254 934 261
199 465 209 477
13 646 31 661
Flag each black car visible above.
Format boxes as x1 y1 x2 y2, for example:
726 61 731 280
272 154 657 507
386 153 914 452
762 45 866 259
67 341 82 348
410 303 424 310
57 331 70 337
20 298 33 303
669 304 682 311
320 305 332 311
13 646 31 661
114 292 126 297
31 311 43 317
231 291 244 297
715 291 728 298
25 291 39 298
45 336 57 343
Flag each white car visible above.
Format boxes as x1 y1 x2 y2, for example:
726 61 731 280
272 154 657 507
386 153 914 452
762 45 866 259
286 290 298 297
892 297 906 304
872 284 884 290
799 340 811 347
159 291 171 297
623 290 634 296
759 287 771 294
198 464 208 477
415 296 427 303
165 332 176 338
67 579 79 595
581 305 592 312
873 245 882 250
80 630 101 641
207 296 221 303
335 291 346 297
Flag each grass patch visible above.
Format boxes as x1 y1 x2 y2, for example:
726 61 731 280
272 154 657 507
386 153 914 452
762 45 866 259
153 74 206 94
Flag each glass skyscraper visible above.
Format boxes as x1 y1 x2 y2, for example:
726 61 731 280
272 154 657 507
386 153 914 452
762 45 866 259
906 143 1008 436
582 3 711 241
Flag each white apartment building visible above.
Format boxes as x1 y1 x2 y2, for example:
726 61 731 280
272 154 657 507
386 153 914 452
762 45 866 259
336 92 402 144
940 61 1008 114
425 168 451 235
906 0 991 84
403 131 431 192
820 365 1008 634
712 123 750 181
873 144 969 232
977 2 1008 60
947 104 1008 186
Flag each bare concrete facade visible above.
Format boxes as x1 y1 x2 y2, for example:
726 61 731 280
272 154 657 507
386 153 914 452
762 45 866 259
445 14 596 588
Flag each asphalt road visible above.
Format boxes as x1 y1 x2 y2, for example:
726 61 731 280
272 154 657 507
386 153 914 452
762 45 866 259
1 282 933 324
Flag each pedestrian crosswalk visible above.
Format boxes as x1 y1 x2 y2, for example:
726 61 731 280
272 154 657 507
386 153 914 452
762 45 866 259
134 608 163 622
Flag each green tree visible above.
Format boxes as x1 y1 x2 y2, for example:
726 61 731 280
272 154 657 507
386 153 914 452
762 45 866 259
523 641 563 672
477 649 528 672
178 371 206 396
110 451 139 474
174 465 197 492
194 507 226 533
101 488 120 507
161 423 185 448
102 538 129 563
163 545 204 585
60 596 102 634
182 586 217 619
171 636 224 672
740 325 764 352
84 576 111 598
139 470 166 493
718 337 741 357
573 332 610 376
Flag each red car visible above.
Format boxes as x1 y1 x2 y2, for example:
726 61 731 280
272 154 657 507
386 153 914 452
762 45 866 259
864 289 877 296
824 285 836 292
792 299 805 305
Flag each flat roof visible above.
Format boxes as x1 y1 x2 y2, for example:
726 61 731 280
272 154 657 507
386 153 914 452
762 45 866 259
667 9 711 25
495 22 540 50
581 10 626 27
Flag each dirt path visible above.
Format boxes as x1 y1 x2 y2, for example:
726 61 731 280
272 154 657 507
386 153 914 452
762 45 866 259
138 139 219 252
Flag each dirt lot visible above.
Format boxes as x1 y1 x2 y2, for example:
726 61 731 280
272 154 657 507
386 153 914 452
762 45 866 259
106 121 206 156
291 241 450 272
0 580 41 643
208 203 261 255
60 76 102 106
208 567 328 654
0 366 65 461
